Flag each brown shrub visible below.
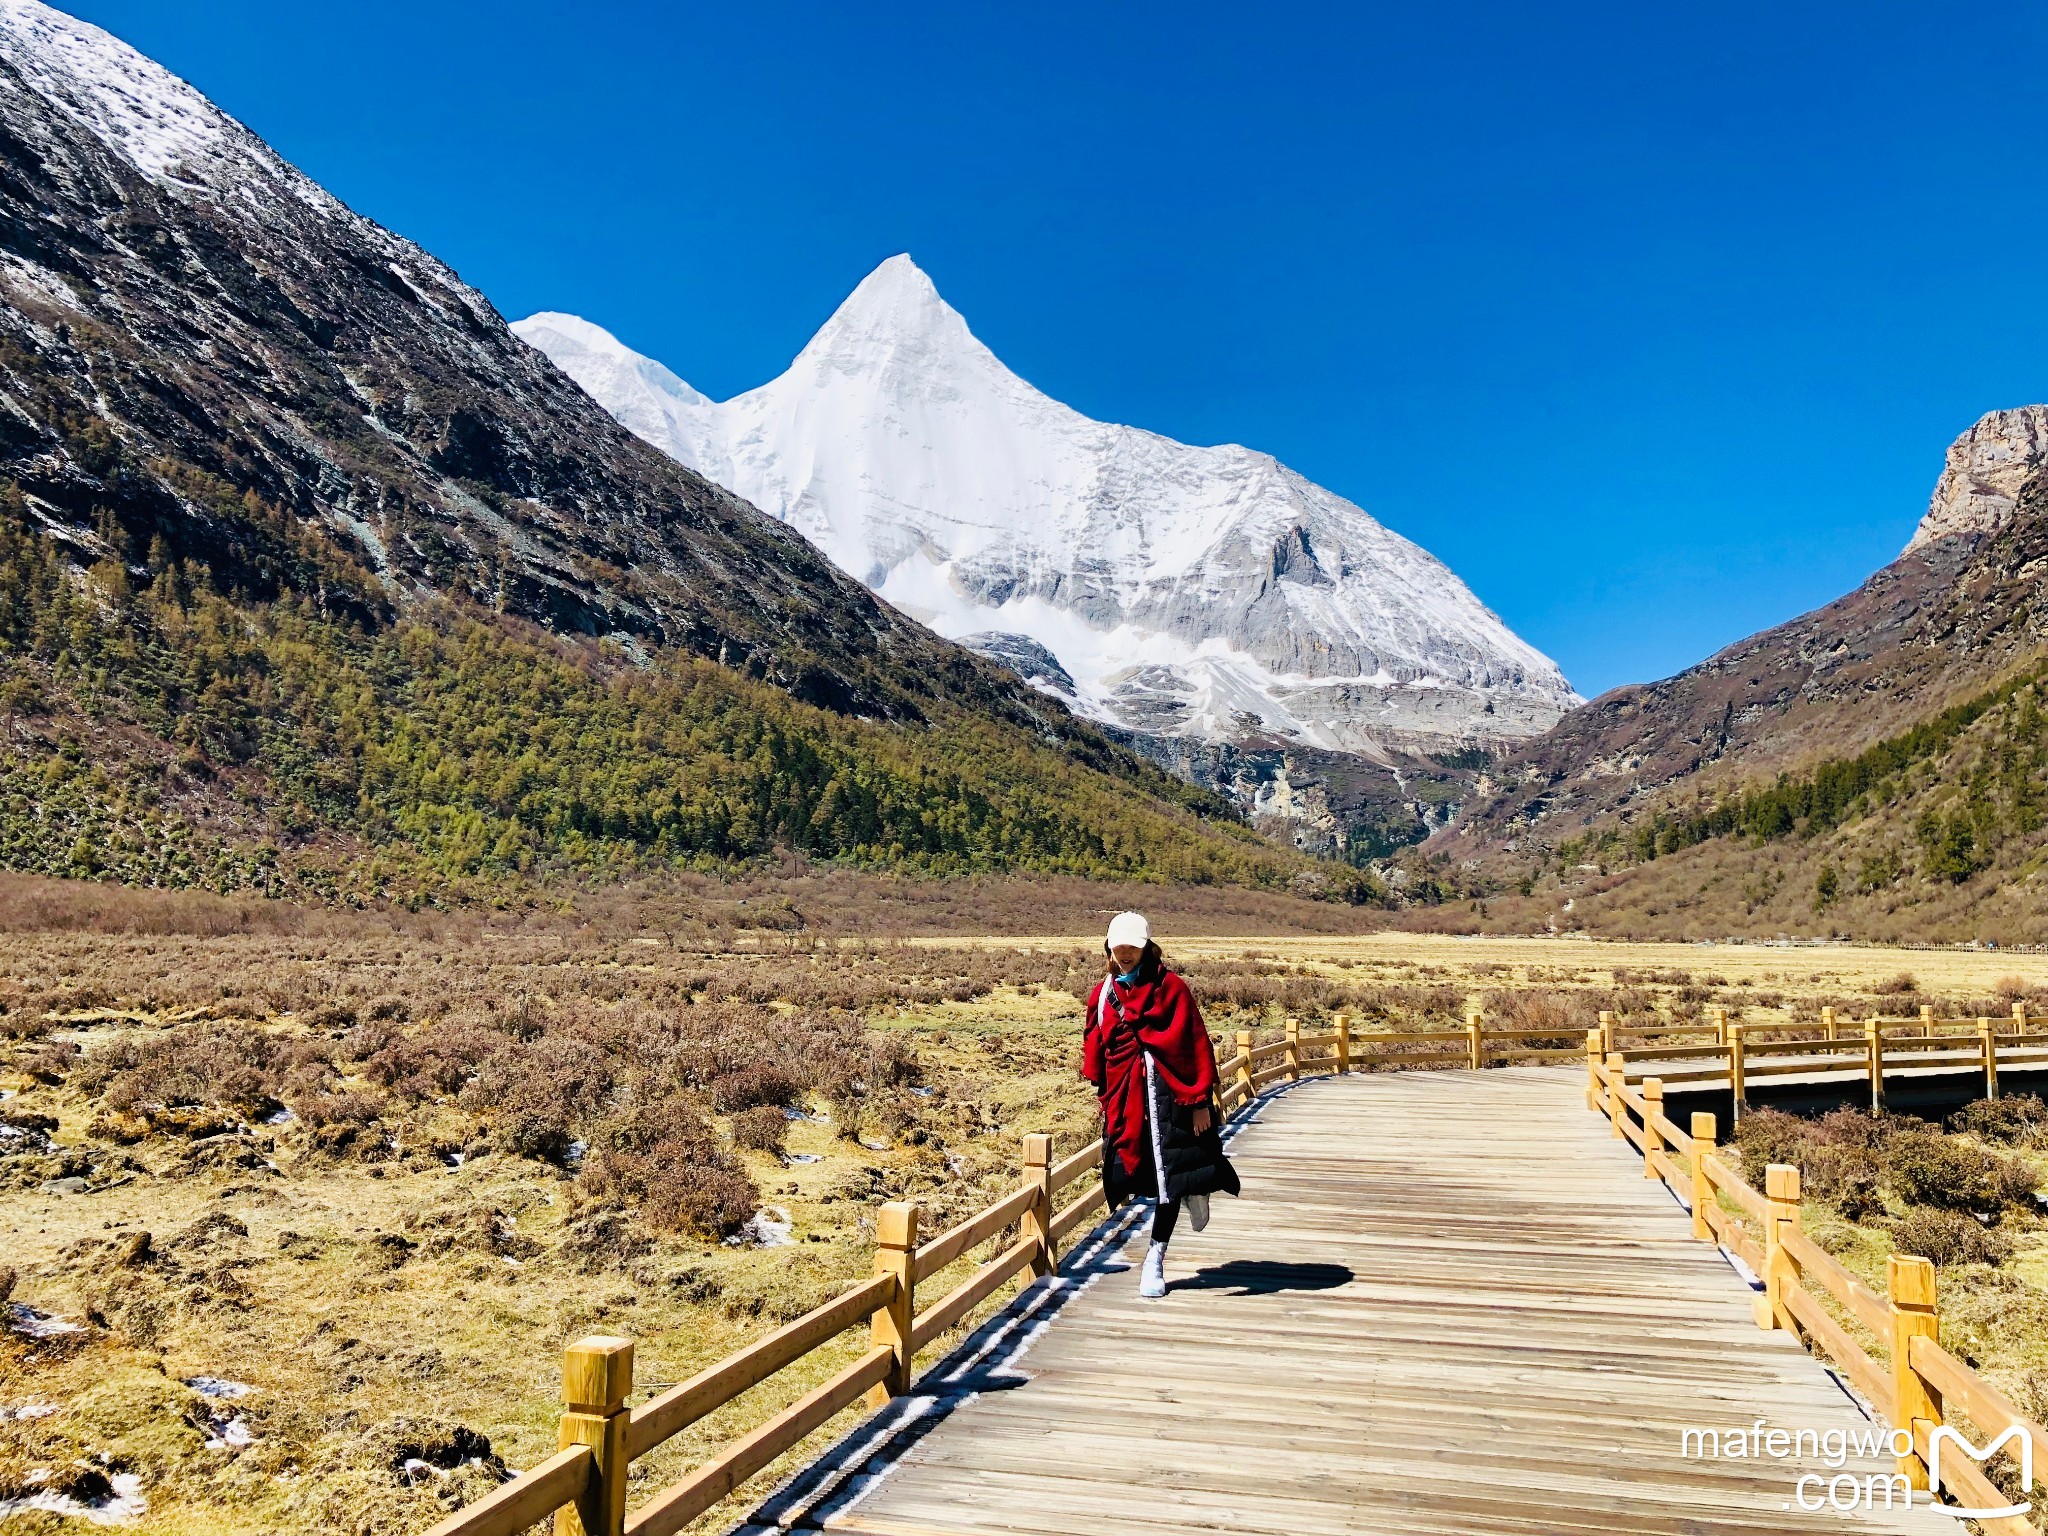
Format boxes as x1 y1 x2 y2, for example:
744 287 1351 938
1733 1108 1810 1184
463 1037 613 1161
365 1021 502 1103
730 1105 787 1153
1952 1094 2048 1147
709 1061 804 1114
1874 971 1919 995
291 1089 383 1128
1891 1208 2011 1267
576 1092 759 1239
1884 1131 2032 1217
642 1161 759 1238
1482 988 1592 1042
95 1019 302 1115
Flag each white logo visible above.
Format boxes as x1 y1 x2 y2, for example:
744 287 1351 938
1928 1424 2033 1520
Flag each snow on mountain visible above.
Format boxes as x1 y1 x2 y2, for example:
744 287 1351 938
0 0 340 210
518 259 1577 756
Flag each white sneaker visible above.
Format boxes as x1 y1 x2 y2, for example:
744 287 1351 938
1138 1240 1167 1298
1187 1194 1211 1233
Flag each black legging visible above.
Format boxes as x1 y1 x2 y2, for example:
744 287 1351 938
1152 1196 1180 1244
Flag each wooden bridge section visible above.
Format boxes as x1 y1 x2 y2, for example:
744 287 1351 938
426 1016 2047 1536
786 1068 1948 1536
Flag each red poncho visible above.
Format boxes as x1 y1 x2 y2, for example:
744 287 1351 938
1081 968 1218 1178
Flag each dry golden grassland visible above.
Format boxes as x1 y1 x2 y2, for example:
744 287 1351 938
2 880 2044 1534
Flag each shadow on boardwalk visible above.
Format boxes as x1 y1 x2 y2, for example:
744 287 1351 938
739 1068 1941 1536
729 1088 1290 1533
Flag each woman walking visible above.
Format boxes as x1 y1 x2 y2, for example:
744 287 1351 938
1081 911 1239 1298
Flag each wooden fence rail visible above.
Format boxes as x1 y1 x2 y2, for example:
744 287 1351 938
425 999 2041 1536
1592 1003 2048 1116
422 1007 1367 1536
425 998 1590 1536
1591 1048 2046 1535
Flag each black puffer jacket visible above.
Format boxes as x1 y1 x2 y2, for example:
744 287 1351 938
1102 1062 1241 1209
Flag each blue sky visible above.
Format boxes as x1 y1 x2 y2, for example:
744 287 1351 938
69 1 2048 698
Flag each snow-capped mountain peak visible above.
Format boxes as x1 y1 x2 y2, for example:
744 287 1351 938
516 258 1579 754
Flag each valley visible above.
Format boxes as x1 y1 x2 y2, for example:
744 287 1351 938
4 883 2044 1532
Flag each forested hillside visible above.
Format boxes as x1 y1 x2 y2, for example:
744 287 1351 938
0 481 1339 904
1434 446 2048 942
0 6 1362 907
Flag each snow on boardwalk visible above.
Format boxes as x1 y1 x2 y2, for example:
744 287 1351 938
747 1067 1948 1536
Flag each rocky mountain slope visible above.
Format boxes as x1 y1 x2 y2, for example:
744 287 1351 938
0 1 1071 722
0 0 1333 901
515 259 1579 759
1435 408 2048 940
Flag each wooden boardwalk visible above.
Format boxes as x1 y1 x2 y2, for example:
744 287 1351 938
763 1067 1950 1536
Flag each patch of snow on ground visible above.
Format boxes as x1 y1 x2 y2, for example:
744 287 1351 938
184 1377 251 1400
727 1207 794 1248
0 1469 146 1525
203 1415 255 1449
786 1152 822 1164
9 1303 84 1338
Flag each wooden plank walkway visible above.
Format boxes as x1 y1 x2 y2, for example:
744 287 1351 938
752 1067 1951 1536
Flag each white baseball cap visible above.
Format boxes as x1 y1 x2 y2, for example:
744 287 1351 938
1105 911 1151 951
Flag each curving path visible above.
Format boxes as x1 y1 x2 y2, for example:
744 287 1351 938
735 1067 1950 1536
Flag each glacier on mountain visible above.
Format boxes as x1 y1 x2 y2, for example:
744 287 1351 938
520 260 1576 756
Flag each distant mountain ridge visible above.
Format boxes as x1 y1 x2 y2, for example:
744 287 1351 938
0 0 1333 901
516 258 1579 760
1438 407 2048 941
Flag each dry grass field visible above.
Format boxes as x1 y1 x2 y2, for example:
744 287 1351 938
2 875 2043 1533
943 929 2048 1001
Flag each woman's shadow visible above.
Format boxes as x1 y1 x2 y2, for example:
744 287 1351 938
1169 1259 1353 1296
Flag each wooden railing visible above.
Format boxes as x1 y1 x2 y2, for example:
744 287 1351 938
1590 1048 2046 1534
425 997 2030 1536
424 1007 1418 1536
1586 1001 2048 1114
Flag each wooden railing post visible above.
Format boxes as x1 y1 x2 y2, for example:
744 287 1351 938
1235 1029 1254 1101
1887 1254 1940 1490
1919 1004 1935 1037
1598 1009 1614 1057
1759 1164 1799 1331
1689 1112 1716 1241
2015 999 2029 1034
1979 1016 1999 1101
867 1202 918 1407
1641 1079 1664 1179
1727 1021 1746 1120
1465 1010 1484 1071
1712 1005 1729 1047
1285 1016 1301 1081
1021 1134 1054 1279
1867 1018 1887 1112
1821 1004 1837 1042
1606 1052 1626 1138
1585 1028 1603 1110
556 1336 634 1536
1335 1011 1351 1075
